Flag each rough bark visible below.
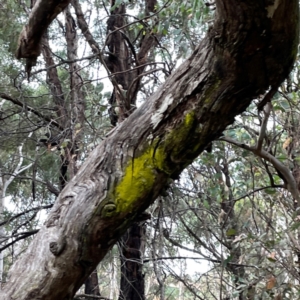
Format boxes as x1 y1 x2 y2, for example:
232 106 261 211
2 1 299 299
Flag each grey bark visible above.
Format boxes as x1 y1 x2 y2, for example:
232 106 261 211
2 1 299 299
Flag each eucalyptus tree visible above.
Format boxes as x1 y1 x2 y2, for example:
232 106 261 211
0 0 298 299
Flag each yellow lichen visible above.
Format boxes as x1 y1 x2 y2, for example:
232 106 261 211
115 147 160 213
114 111 197 214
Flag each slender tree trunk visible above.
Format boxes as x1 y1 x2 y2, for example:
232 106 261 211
0 187 5 285
105 0 158 297
216 162 247 299
118 223 146 300
84 269 101 299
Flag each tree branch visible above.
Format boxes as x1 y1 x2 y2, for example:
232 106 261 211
221 136 299 204
0 205 53 227
73 294 110 300
257 102 271 151
0 93 63 130
0 230 39 252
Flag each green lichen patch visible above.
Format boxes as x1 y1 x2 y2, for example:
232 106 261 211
114 111 199 214
161 111 198 162
115 146 163 213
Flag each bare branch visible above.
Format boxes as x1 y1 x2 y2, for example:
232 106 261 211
0 93 63 130
221 136 299 204
257 102 271 151
0 230 38 252
0 205 53 227
73 294 110 300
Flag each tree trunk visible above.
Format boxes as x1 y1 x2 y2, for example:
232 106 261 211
84 269 101 299
2 1 299 299
118 223 146 300
105 1 157 297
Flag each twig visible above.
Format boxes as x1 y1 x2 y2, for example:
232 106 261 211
73 294 110 300
0 93 63 130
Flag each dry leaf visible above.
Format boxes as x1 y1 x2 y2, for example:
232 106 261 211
283 137 292 150
267 252 277 262
266 276 276 290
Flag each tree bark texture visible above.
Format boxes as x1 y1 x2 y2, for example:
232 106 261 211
3 1 299 299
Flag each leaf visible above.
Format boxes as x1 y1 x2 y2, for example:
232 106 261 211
226 228 237 236
283 137 292 150
267 252 277 262
223 255 233 266
273 104 285 112
232 234 245 243
225 129 237 138
279 99 290 110
74 123 81 130
265 188 276 195
266 276 276 290
60 139 70 148
110 0 123 10
289 221 300 231
95 82 104 93
277 154 288 161
265 240 275 248
203 199 210 209
74 128 82 137
241 150 250 157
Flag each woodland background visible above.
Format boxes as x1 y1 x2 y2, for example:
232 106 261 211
0 0 299 299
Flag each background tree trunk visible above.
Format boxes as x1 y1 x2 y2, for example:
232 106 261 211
105 0 158 297
118 223 146 300
84 269 101 299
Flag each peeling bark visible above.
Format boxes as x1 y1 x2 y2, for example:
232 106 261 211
2 1 299 299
